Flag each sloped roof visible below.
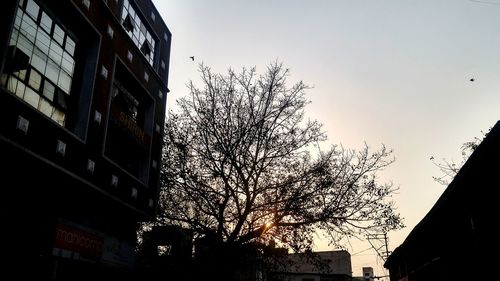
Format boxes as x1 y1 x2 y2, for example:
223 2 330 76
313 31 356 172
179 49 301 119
385 120 500 267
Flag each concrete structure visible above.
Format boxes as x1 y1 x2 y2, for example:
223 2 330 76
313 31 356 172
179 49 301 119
137 225 194 281
269 250 352 281
351 267 375 281
383 122 499 281
0 0 171 279
362 267 374 280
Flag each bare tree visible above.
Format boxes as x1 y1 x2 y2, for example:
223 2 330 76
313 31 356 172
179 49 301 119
158 62 403 256
431 128 490 186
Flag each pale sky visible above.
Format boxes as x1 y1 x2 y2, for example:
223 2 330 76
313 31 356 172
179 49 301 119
152 0 500 278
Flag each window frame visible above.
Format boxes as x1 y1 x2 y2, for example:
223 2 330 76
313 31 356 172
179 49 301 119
120 0 157 67
104 58 155 184
2 0 78 126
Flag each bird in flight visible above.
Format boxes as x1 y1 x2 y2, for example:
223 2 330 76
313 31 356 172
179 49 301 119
470 78 475 82
189 56 195 61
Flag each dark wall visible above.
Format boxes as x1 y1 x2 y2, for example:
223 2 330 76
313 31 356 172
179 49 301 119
384 121 500 281
0 0 171 279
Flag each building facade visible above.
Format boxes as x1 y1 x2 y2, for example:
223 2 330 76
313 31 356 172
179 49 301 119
383 122 499 281
137 225 194 281
0 0 171 279
269 250 353 281
362 267 374 280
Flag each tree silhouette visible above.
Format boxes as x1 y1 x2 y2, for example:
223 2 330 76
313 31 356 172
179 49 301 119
157 62 403 264
431 128 490 186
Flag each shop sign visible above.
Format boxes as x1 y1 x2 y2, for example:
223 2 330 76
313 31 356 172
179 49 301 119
53 223 103 260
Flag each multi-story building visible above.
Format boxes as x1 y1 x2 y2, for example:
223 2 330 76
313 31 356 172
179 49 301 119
0 0 171 279
269 250 353 281
137 225 194 281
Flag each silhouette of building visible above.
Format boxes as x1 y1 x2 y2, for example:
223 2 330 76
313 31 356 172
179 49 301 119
137 225 194 281
191 235 266 281
384 122 500 281
269 250 352 281
0 0 170 279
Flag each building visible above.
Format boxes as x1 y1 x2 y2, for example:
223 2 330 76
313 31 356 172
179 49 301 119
136 225 194 281
362 267 374 280
351 267 375 281
383 122 499 281
269 250 352 281
0 0 171 279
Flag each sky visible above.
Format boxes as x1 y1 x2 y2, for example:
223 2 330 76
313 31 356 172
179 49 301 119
152 0 500 278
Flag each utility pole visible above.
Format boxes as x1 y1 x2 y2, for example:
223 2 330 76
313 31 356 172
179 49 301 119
365 232 391 281
383 232 389 260
366 232 390 261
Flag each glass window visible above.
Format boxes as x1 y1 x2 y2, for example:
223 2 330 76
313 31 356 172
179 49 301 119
61 52 74 74
48 41 63 65
40 12 52 33
38 98 54 117
15 79 26 98
53 24 65 46
17 34 34 60
26 0 39 20
112 84 139 122
130 7 136 20
14 9 22 29
21 15 37 43
35 28 51 54
58 71 71 94
121 2 156 66
24 87 39 108
123 14 134 32
2 1 78 126
10 30 19 47
105 61 153 182
52 109 65 126
43 80 55 101
28 69 42 91
65 37 75 56
6 76 19 95
45 59 59 84
31 48 47 73
15 70 27 81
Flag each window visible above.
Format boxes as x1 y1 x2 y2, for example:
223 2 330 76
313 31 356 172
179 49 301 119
1 0 76 126
105 61 153 182
120 0 156 66
157 245 172 256
112 82 140 123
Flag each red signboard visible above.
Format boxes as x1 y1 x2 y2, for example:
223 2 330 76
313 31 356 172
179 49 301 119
53 223 104 260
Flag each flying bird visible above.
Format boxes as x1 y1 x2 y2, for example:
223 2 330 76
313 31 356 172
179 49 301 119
189 56 195 61
470 78 475 82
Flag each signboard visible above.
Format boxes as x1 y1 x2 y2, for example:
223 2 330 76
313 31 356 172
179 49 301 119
110 105 151 147
53 223 103 260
